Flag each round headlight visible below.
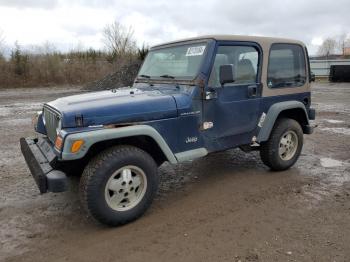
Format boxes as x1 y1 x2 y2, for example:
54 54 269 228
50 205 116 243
32 111 42 127
56 118 62 135
42 111 46 125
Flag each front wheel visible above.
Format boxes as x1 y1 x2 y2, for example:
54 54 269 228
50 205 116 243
260 118 303 171
79 145 159 226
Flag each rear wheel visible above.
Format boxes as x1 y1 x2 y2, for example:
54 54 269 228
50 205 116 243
79 145 158 226
260 118 303 171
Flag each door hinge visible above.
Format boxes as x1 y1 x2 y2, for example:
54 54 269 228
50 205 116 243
201 122 214 130
205 90 217 100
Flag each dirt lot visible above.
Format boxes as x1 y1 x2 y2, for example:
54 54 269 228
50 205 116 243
0 83 349 262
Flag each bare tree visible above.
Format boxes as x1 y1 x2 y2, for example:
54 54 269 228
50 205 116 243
337 33 350 55
337 34 346 55
0 30 4 45
0 29 5 57
317 37 337 57
102 21 136 57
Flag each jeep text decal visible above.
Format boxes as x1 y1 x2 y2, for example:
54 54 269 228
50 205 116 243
185 137 198 143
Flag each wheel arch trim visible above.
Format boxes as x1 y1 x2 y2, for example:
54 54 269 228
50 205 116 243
257 101 309 142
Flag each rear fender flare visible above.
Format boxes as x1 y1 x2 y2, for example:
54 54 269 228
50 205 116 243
257 101 309 142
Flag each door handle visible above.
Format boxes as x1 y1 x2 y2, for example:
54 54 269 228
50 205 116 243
247 85 257 97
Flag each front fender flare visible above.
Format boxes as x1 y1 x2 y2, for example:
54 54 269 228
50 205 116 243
61 125 178 164
257 101 310 142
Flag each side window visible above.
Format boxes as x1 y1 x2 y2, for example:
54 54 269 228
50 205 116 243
267 44 306 88
208 45 259 87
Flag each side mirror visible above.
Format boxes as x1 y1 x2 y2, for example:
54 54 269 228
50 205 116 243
219 64 236 86
310 72 316 82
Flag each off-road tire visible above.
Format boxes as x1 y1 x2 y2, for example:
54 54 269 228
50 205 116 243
260 118 303 171
79 145 158 226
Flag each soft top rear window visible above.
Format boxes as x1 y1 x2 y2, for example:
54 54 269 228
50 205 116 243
267 44 306 88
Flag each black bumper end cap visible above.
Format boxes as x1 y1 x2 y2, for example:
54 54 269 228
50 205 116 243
47 170 68 193
309 108 316 120
304 125 314 134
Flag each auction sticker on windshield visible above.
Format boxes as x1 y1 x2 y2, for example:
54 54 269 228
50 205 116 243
186 46 206 56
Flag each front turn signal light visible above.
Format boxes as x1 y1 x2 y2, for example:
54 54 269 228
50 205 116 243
55 135 63 150
71 140 84 153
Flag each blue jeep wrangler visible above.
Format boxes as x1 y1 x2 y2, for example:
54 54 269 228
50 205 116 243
20 35 315 226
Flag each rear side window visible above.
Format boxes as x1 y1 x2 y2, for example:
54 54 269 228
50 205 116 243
267 44 306 88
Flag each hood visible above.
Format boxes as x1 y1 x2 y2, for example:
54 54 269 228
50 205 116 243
46 87 181 128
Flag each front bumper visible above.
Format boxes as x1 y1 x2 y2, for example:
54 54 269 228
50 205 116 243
304 125 314 134
309 108 316 120
304 107 316 134
20 137 68 193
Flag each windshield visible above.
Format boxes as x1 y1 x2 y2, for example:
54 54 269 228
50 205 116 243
138 42 207 80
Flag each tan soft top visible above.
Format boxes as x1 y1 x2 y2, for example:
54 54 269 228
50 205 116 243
152 35 305 49
151 34 310 97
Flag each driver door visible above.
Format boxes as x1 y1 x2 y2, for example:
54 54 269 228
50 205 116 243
202 43 262 150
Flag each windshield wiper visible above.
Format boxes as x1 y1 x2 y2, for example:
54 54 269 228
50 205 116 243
159 74 175 79
139 74 151 79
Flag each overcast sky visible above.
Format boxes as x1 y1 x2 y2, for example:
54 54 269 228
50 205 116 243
0 0 349 55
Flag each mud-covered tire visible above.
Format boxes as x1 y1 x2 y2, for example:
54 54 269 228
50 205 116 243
79 145 158 226
260 118 303 171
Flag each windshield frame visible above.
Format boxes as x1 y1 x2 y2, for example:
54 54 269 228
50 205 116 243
135 39 211 83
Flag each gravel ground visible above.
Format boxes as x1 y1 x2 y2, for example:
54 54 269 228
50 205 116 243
0 83 349 262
